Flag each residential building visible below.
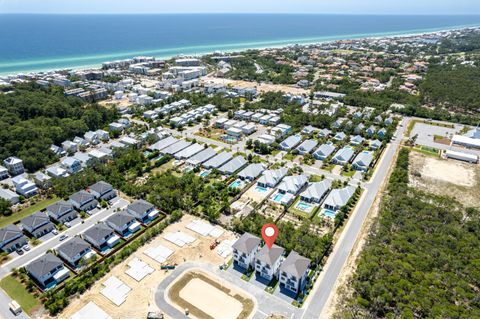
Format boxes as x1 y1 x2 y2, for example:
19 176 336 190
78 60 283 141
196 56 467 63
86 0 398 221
56 236 94 267
317 128 331 138
186 147 217 166
3 157 24 176
0 224 27 253
88 181 117 202
21 211 55 238
127 200 159 224
332 146 355 165
61 157 82 174
257 168 288 188
174 143 204 160
352 151 374 171
26 253 70 288
279 251 310 294
218 156 247 175
277 175 308 195
106 211 140 237
300 180 332 203
349 135 364 146
369 139 382 150
237 163 266 181
160 140 191 156
82 223 119 251
254 244 285 281
0 165 8 180
33 172 52 189
0 188 19 205
202 151 233 169
296 139 318 155
47 201 78 224
324 186 356 211
69 190 99 212
12 176 38 198
232 233 261 269
333 132 346 141
313 142 336 160
149 136 178 152
279 135 302 151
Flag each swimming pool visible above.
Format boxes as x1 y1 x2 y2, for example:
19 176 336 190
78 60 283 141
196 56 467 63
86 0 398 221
323 209 336 218
272 193 284 203
229 180 242 189
199 170 211 177
296 201 313 211
255 186 268 193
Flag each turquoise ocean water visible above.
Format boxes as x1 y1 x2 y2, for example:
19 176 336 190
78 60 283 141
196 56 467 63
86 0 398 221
1 14 480 75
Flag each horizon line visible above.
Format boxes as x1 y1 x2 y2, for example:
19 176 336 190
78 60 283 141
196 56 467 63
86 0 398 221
2 12 480 16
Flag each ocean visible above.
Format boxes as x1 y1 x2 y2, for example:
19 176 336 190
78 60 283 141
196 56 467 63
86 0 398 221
1 14 480 75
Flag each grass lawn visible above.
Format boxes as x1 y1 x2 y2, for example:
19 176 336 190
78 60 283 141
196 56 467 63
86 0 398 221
309 174 323 182
341 170 356 178
283 153 297 161
322 164 335 172
271 149 280 156
0 196 59 228
0 276 40 314
412 145 440 157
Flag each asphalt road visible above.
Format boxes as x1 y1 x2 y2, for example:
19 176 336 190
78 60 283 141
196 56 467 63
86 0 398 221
301 118 407 319
0 198 129 278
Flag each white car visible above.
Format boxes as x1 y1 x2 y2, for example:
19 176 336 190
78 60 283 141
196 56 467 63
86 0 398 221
52 229 59 235
22 245 30 251
65 222 72 228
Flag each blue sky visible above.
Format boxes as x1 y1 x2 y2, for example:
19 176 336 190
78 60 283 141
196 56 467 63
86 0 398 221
0 0 479 14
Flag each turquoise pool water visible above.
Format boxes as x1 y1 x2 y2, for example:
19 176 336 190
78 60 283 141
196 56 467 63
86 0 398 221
199 170 211 177
296 201 313 211
229 180 242 188
272 193 284 203
255 186 268 193
324 209 336 218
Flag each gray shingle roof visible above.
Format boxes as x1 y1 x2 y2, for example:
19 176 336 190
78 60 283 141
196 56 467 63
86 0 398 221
0 224 23 243
56 237 91 260
107 211 135 228
237 163 265 180
21 211 50 229
280 251 310 278
186 147 217 166
324 186 355 208
47 201 74 218
255 244 284 266
232 233 261 255
300 180 332 201
218 156 247 175
203 151 233 169
127 200 154 216
83 223 113 243
70 190 95 205
89 181 113 196
26 253 63 278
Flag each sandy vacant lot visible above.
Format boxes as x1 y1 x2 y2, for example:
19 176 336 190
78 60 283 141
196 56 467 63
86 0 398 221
57 215 236 319
179 278 243 319
203 77 309 96
168 270 254 319
409 151 480 207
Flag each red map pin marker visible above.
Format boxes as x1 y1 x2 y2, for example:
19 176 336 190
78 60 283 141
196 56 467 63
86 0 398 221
261 223 279 249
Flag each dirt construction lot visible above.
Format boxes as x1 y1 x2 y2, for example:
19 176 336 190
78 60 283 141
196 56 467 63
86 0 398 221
409 151 480 207
57 215 236 319
168 270 255 319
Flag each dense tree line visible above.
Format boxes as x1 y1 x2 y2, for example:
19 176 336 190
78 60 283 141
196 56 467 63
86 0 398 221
419 63 480 113
51 149 237 221
0 83 118 172
338 149 480 318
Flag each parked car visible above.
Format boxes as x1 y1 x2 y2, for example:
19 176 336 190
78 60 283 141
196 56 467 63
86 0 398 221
59 234 68 241
52 229 58 235
16 249 24 255
65 222 72 228
22 245 30 251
